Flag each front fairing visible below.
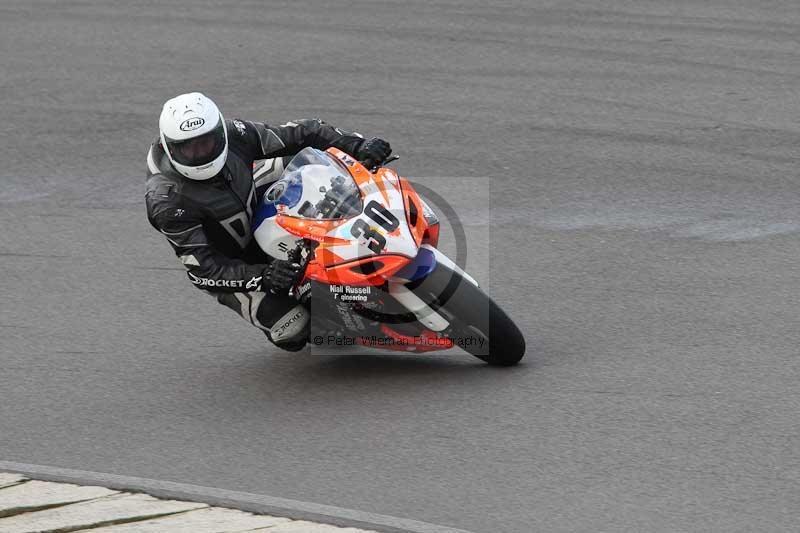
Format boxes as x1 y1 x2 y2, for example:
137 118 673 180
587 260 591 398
259 148 421 283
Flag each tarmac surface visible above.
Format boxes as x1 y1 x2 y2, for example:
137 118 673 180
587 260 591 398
2 1 799 531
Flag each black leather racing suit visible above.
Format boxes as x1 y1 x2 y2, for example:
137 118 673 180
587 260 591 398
145 118 366 350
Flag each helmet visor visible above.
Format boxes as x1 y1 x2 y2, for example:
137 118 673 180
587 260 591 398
165 119 226 167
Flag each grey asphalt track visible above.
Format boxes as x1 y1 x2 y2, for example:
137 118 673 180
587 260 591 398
1 1 799 532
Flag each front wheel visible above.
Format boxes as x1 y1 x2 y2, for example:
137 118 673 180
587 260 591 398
408 263 526 366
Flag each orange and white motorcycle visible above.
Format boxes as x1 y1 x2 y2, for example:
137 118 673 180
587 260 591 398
251 147 525 366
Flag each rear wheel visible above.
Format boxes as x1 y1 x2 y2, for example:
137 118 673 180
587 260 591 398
408 263 526 366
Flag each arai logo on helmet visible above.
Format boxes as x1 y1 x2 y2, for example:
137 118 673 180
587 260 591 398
180 117 205 131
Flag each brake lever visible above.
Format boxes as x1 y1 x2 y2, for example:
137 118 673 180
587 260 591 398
367 154 400 172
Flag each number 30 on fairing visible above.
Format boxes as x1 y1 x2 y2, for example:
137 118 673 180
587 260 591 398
350 200 399 253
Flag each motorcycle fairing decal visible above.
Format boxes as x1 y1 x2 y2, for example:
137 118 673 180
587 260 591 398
276 214 348 240
423 222 440 247
398 177 428 246
305 254 413 286
251 202 277 230
326 163 417 263
257 147 436 286
275 150 419 274
375 323 454 352
391 246 437 282
314 245 348 266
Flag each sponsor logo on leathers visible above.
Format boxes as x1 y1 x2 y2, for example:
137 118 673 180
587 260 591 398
245 276 262 290
269 306 309 342
188 272 244 288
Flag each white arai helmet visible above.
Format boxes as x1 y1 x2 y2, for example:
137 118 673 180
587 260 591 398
159 92 228 180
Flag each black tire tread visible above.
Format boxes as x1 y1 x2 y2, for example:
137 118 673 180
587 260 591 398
409 263 526 365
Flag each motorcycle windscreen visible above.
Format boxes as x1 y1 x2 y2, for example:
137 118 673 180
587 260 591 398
263 147 362 220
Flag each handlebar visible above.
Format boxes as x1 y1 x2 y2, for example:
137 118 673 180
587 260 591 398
365 154 400 172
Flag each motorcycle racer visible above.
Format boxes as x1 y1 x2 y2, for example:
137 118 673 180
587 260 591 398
145 92 392 351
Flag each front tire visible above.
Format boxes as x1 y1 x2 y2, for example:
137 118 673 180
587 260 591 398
409 263 526 366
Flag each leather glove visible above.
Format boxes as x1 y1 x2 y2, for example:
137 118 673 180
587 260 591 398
356 137 392 169
263 258 305 294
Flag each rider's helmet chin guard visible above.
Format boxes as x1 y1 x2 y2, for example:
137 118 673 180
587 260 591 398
159 92 228 181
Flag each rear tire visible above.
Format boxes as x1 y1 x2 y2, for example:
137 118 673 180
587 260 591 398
408 263 526 366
